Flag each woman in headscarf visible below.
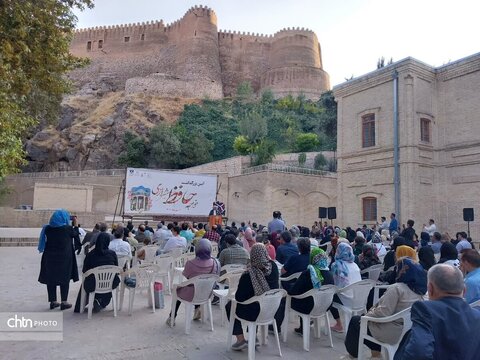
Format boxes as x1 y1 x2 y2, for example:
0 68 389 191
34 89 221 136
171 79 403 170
353 235 365 256
438 242 460 267
420 231 431 248
288 247 334 335
418 246 436 271
166 238 220 326
383 236 406 271
358 243 381 272
242 228 256 252
329 242 362 332
38 209 79 310
74 232 120 313
226 243 280 351
396 245 418 262
345 257 427 358
370 231 387 259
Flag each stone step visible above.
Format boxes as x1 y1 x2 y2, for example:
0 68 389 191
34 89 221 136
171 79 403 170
0 238 37 247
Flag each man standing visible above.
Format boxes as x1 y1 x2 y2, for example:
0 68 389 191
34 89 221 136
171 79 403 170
394 264 480 360
268 211 286 234
378 216 389 232
460 249 480 304
400 219 417 247
423 219 437 237
388 213 398 235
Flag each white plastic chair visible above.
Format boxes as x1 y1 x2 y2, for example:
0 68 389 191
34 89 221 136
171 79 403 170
153 254 173 295
358 307 412 360
170 274 219 335
227 289 286 360
119 263 160 315
211 242 219 257
172 253 196 286
360 264 384 282
332 279 376 329
279 271 302 289
213 270 244 326
220 264 247 274
117 255 131 270
283 285 337 351
373 284 392 305
140 244 160 263
80 265 122 319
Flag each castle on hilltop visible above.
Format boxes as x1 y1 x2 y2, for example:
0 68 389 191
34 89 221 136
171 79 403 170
69 5 330 99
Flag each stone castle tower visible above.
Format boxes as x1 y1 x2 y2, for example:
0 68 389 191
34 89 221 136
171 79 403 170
69 5 330 99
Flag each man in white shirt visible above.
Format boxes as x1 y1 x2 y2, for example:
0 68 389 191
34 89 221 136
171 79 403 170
423 219 437 237
108 225 132 258
378 216 389 232
163 225 187 253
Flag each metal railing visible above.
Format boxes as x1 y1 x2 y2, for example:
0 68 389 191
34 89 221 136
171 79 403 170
241 163 335 177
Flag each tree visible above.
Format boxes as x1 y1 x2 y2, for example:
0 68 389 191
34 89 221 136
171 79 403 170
118 132 149 168
173 126 213 168
149 124 181 168
313 153 327 170
252 139 276 166
0 0 93 178
298 153 307 167
295 133 320 152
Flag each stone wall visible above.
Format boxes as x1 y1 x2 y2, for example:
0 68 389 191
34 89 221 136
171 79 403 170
333 53 480 241
69 6 330 99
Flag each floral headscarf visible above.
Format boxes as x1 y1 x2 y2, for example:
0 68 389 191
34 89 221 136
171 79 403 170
308 247 329 288
248 244 273 296
331 242 355 288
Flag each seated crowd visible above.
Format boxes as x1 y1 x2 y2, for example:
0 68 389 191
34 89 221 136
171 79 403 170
39 209 480 359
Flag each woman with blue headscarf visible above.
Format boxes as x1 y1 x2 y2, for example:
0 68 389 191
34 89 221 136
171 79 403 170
38 209 79 310
288 247 334 335
329 242 362 332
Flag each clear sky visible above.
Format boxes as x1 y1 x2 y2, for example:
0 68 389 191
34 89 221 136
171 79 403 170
74 0 480 86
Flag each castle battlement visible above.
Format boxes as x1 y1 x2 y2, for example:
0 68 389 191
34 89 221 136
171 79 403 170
69 5 329 100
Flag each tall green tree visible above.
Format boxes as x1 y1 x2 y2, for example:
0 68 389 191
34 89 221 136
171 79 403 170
0 0 93 178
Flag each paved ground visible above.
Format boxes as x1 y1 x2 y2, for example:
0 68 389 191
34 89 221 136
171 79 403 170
0 247 354 360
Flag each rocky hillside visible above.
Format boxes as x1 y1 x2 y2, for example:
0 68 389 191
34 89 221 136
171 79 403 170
24 92 200 172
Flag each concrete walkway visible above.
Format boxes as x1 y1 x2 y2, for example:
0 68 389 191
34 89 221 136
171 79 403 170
0 247 354 360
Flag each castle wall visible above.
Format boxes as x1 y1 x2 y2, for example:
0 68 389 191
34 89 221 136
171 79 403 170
69 7 330 99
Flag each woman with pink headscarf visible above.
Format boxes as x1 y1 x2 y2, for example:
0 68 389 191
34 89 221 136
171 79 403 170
242 228 256 252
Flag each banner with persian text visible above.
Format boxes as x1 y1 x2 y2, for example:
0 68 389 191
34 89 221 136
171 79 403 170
124 168 217 216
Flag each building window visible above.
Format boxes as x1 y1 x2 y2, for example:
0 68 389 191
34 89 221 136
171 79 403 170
362 197 377 222
141 34 145 41
86 41 92 51
362 113 375 148
124 36 130 43
420 118 431 143
98 40 103 49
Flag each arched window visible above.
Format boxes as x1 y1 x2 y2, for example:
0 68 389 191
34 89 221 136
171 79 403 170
362 197 377 222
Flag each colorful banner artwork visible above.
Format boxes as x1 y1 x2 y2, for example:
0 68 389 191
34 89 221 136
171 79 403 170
124 168 217 216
